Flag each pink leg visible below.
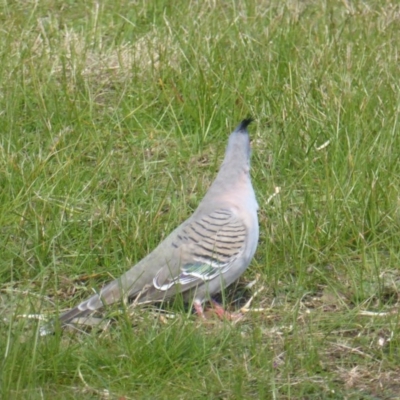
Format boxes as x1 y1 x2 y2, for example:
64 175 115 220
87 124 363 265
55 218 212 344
193 300 206 319
210 300 227 319
210 300 243 321
194 299 243 321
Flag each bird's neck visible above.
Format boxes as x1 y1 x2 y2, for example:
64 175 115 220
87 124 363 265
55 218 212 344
202 165 255 209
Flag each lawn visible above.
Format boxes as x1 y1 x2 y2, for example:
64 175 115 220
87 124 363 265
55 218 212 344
1 0 400 398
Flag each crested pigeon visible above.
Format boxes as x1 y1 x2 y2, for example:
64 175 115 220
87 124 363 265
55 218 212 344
58 119 259 326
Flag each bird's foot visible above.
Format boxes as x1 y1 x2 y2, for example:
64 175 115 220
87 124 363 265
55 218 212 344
193 299 243 322
210 300 244 322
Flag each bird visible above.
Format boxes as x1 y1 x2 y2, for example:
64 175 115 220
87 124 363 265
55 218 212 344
56 119 258 328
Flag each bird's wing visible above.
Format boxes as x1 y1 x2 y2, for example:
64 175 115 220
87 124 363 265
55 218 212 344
152 208 247 292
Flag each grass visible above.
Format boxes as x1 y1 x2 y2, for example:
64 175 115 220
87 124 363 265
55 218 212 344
1 0 400 398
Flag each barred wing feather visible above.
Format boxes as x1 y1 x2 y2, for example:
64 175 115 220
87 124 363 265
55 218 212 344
153 209 246 291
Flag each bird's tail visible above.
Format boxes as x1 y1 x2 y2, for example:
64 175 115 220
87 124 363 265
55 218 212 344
59 305 92 325
39 302 93 336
